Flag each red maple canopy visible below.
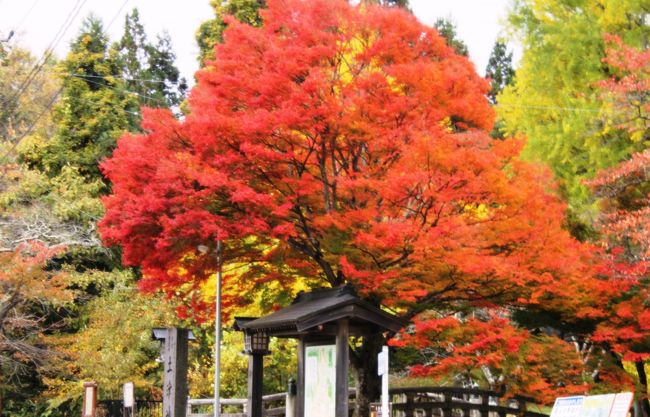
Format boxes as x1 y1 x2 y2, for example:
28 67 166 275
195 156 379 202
100 0 597 351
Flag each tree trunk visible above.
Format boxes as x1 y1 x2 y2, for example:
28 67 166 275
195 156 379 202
635 361 650 417
349 333 383 417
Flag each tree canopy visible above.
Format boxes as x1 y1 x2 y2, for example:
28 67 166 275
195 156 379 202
497 0 650 233
100 0 602 407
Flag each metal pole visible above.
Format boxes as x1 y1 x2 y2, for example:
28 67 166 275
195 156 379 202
381 346 389 417
214 240 222 417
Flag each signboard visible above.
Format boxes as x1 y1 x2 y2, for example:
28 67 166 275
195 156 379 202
550 393 633 417
582 394 616 417
377 346 390 417
609 393 634 417
123 382 135 408
305 345 336 417
550 396 584 417
377 348 388 376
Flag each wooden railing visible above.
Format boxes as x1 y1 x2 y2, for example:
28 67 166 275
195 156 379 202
187 386 548 417
188 392 287 417
389 386 548 417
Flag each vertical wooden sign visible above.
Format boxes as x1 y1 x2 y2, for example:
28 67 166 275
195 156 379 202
162 328 189 417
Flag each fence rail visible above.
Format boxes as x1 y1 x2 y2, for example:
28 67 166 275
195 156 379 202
99 387 549 417
97 400 162 417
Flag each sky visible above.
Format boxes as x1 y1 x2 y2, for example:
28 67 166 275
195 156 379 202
0 0 517 83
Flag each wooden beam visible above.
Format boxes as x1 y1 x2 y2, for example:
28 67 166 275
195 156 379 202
247 354 264 417
335 319 349 417
296 337 305 417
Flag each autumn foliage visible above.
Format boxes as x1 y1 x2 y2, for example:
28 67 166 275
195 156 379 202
101 0 604 402
588 36 650 363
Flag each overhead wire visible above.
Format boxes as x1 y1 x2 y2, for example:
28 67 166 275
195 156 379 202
14 0 41 33
1 0 86 109
65 73 171 107
0 0 87 135
56 72 171 85
0 0 150 161
0 86 62 170
106 0 131 31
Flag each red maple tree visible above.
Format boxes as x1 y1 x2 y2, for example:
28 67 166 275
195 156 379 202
588 35 650 415
100 0 602 410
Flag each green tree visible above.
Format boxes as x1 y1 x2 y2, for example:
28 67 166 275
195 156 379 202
112 8 186 127
433 18 469 57
0 46 58 146
362 0 410 8
485 40 514 104
195 0 264 65
43 270 177 408
20 15 132 184
497 0 649 234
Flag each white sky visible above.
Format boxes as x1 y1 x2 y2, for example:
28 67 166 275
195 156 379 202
0 0 516 83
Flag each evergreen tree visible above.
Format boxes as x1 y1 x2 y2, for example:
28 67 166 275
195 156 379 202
112 9 186 129
362 0 410 8
21 15 132 184
195 0 264 65
145 33 187 108
433 18 469 57
485 40 515 104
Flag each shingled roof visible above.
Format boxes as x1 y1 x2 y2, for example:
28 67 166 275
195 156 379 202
236 285 405 337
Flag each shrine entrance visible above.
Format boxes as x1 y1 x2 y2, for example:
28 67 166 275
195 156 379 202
235 285 404 417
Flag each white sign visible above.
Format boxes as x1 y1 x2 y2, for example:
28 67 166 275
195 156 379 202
550 396 584 417
609 393 634 417
377 348 388 376
551 393 633 417
124 382 135 408
304 345 336 417
582 394 616 417
84 386 95 416
379 346 389 417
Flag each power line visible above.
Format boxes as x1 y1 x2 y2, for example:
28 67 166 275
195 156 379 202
14 0 41 33
0 0 87 122
497 102 601 113
56 72 171 85
64 73 170 106
0 87 62 166
106 0 131 31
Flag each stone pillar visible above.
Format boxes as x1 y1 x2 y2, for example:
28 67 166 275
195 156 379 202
161 328 189 417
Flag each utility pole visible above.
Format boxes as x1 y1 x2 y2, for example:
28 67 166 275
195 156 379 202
214 239 222 417
198 240 223 417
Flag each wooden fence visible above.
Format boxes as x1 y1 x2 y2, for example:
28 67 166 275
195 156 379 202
186 386 548 417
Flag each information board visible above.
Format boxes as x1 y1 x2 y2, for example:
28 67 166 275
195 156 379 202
609 393 634 417
582 394 616 417
550 396 584 417
304 345 336 417
550 393 633 417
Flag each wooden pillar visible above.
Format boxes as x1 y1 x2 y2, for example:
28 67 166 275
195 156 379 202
335 319 349 417
296 337 305 417
162 328 189 417
247 353 264 417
